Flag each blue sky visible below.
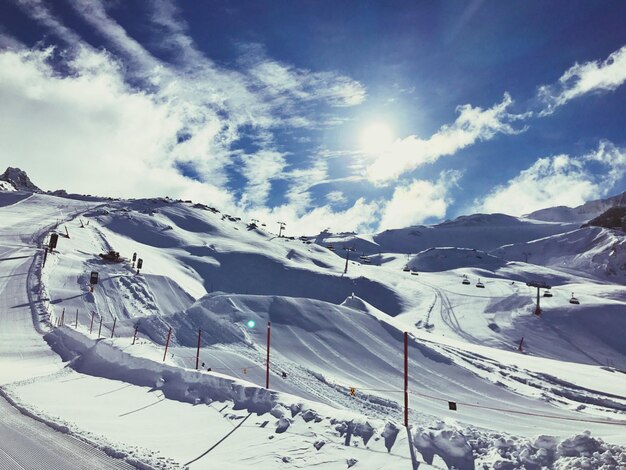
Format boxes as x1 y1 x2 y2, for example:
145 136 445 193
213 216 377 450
1 1 626 234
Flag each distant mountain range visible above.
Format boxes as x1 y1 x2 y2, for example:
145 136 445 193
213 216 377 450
526 191 626 223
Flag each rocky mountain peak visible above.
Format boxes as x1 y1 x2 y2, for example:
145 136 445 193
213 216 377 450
0 167 40 192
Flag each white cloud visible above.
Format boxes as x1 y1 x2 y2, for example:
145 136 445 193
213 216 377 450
326 191 347 205
13 0 86 46
539 45 626 115
283 159 330 211
365 93 525 183
2 0 372 237
241 43 366 109
475 141 626 215
0 47 233 208
239 150 287 207
377 171 461 231
247 197 380 235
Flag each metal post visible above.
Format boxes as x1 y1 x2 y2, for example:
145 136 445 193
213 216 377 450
90 312 95 334
132 325 138 345
266 321 271 389
61 308 65 326
75 309 78 329
98 317 102 338
196 328 202 370
110 318 116 338
404 331 409 428
163 327 172 362
43 247 48 267
344 250 350 274
535 287 541 315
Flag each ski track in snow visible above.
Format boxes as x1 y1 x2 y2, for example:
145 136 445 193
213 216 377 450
2 191 626 468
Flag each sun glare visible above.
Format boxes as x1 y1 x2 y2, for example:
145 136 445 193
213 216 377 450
359 122 395 154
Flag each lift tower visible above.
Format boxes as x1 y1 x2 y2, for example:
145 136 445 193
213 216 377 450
526 281 551 315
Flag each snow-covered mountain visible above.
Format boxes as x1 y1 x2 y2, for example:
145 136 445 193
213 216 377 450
526 190 626 223
317 213 579 257
0 166 40 192
2 171 626 469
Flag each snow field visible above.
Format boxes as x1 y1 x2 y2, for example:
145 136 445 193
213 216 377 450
3 191 626 469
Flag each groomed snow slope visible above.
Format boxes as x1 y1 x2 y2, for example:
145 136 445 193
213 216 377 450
317 213 579 256
3 190 626 469
495 226 626 280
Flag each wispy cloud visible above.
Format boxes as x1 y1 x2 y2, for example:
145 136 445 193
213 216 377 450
365 93 525 183
239 150 287 208
13 0 86 46
240 43 366 117
539 44 626 116
474 141 626 215
377 171 461 230
326 191 347 205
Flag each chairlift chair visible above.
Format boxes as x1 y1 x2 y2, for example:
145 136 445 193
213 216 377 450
403 266 410 272
569 293 580 305
462 278 471 285
411 270 419 276
543 290 553 298
476 279 485 288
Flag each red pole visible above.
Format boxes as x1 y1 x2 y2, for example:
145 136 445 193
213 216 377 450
132 325 138 345
75 309 78 329
98 317 102 338
404 331 409 428
265 321 271 389
89 312 95 334
196 328 201 370
110 318 116 338
163 327 172 362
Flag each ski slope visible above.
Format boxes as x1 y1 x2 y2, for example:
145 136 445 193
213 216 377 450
2 190 626 469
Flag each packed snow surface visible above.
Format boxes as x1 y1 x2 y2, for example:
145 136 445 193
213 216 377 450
1 188 626 469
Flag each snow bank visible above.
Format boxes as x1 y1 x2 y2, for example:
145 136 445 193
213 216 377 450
413 423 626 470
45 327 277 414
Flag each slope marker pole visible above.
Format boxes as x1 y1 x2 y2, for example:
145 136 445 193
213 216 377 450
266 321 271 389
163 327 172 362
404 331 409 428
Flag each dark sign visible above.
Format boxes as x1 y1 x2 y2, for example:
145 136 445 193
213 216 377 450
137 258 143 269
132 252 137 262
90 271 99 285
49 233 59 250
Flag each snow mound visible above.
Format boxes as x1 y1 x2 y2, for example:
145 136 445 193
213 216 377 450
91 200 404 314
408 247 507 272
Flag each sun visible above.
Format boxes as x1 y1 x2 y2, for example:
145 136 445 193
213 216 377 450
359 122 395 154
